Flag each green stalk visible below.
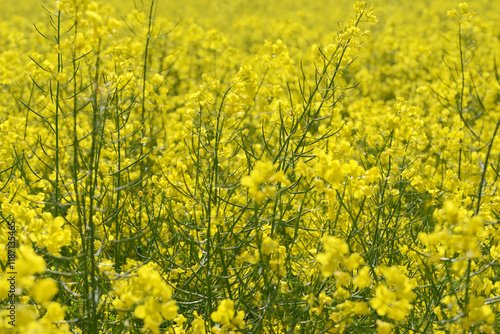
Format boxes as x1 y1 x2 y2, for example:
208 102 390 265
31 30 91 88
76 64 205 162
87 38 104 334
54 10 63 216
476 115 500 214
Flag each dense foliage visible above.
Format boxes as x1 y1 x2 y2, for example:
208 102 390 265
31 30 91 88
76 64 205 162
1 0 500 333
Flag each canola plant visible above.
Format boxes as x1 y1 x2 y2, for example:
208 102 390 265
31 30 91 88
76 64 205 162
1 0 500 333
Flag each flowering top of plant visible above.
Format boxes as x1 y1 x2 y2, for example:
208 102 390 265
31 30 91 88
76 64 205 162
0 0 500 333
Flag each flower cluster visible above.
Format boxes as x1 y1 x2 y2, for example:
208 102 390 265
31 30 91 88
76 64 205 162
1 0 500 333
241 160 289 203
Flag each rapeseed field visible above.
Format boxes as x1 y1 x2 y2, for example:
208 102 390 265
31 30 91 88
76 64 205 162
1 0 500 333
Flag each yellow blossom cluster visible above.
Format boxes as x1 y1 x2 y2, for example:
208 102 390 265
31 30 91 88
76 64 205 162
241 161 289 203
0 0 500 333
211 299 246 333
